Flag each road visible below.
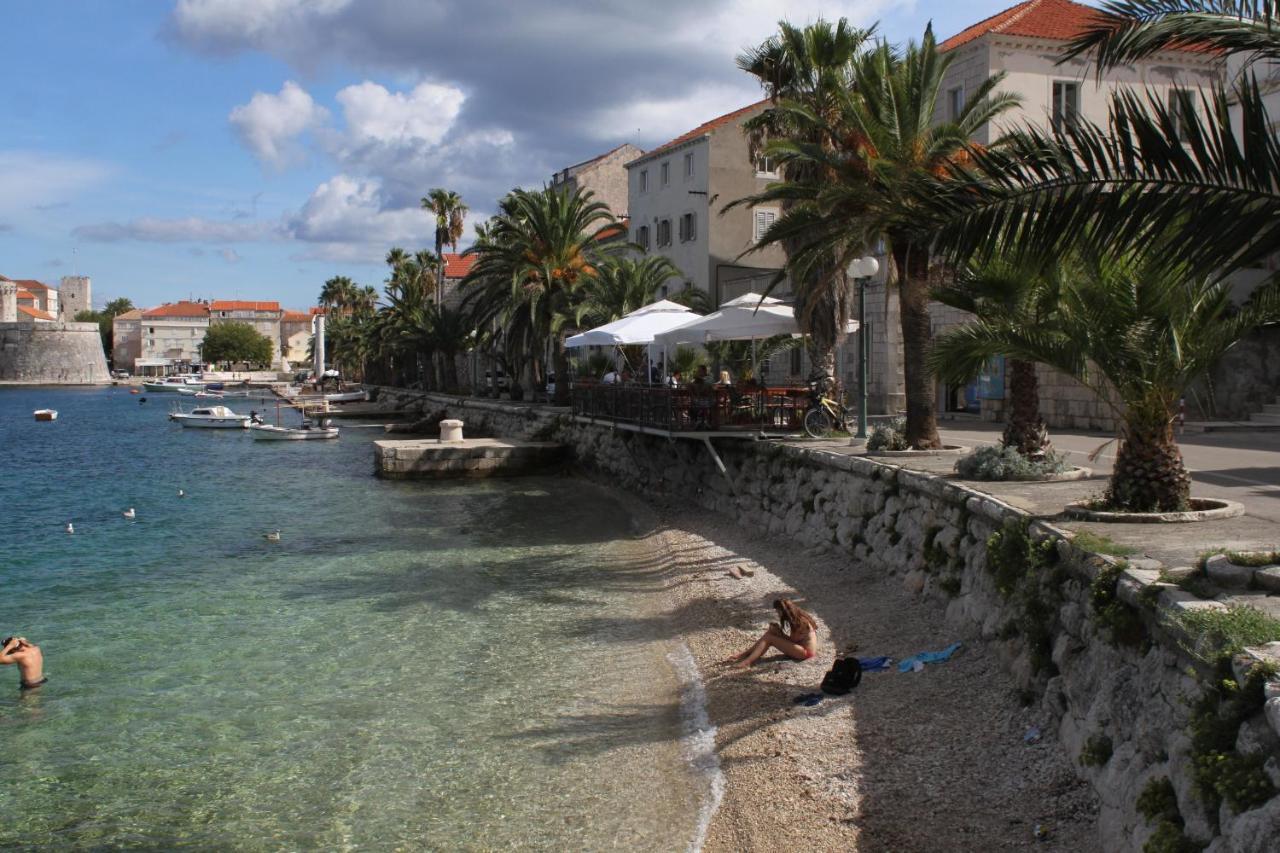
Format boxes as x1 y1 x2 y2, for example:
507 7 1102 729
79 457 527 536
936 422 1280 524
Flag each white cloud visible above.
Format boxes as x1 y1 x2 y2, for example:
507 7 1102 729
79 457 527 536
284 174 428 261
335 81 465 148
0 151 112 218
229 81 329 168
171 0 351 50
73 217 274 243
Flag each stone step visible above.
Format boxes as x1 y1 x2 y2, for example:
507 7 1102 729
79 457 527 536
1250 413 1280 425
1262 403 1280 415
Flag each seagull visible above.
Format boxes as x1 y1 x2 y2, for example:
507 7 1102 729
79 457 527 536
264 530 281 541
123 508 136 520
66 522 74 534
178 489 186 498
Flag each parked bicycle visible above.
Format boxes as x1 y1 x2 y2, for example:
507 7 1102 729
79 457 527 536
804 381 855 438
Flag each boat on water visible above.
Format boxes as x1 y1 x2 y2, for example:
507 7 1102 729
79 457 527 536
325 390 367 403
33 409 58 421
250 419 339 440
143 376 206 393
169 406 252 429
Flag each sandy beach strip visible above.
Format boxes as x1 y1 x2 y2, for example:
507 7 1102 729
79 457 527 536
641 510 1100 852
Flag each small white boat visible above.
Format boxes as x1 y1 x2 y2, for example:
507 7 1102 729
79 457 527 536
144 377 206 393
33 409 58 421
250 420 339 440
324 390 367 403
170 406 251 429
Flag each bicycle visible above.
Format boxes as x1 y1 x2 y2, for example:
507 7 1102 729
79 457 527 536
803 382 855 438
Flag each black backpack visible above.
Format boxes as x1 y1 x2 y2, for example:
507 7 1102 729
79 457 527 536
820 657 863 696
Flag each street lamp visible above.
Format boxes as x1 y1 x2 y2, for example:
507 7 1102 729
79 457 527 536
847 256 880 440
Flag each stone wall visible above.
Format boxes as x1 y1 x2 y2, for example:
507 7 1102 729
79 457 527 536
376 387 1280 851
1195 327 1280 421
0 321 110 384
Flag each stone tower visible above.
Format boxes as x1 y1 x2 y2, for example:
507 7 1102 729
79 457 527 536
59 275 91 318
0 280 16 322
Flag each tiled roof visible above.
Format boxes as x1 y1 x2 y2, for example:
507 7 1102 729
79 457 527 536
142 301 211 319
629 100 768 166
281 310 312 322
938 0 1210 54
18 305 56 321
442 253 477 279
13 278 53 292
564 143 641 173
16 289 36 302
209 300 280 312
114 309 143 320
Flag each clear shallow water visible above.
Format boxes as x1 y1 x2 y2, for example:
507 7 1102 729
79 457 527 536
0 387 703 849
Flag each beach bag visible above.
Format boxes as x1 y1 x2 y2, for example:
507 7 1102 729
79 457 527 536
820 657 863 696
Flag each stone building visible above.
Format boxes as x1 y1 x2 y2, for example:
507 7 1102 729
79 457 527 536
209 300 283 365
439 253 477 310
625 100 788 305
0 276 108 383
550 143 642 220
58 275 91 319
111 308 143 371
1 275 59 317
138 301 211 373
280 310 313 366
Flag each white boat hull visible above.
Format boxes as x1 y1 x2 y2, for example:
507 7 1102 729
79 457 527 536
33 409 58 421
250 425 340 440
324 391 367 403
172 416 250 429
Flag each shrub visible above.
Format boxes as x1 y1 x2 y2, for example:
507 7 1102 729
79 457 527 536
1137 777 1180 824
1176 605 1280 659
1090 562 1148 648
1080 733 1113 767
1188 670 1276 819
986 520 1056 598
1144 821 1204 853
939 575 961 597
954 444 1072 481
866 418 908 451
1072 530 1139 558
1224 550 1280 567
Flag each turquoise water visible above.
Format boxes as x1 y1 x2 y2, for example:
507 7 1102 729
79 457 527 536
0 387 705 849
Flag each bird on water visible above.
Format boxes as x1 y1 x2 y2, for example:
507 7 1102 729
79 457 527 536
264 530 281 541
122 508 136 520
66 522 74 534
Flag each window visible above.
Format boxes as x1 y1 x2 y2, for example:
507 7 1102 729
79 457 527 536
753 208 777 242
661 161 670 186
946 85 964 121
1169 87 1195 142
1052 81 1080 128
679 212 697 243
684 152 694 178
755 156 778 177
657 218 672 247
636 225 650 250
639 169 648 193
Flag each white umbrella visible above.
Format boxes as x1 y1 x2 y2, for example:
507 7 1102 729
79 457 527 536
564 299 699 348
653 293 858 348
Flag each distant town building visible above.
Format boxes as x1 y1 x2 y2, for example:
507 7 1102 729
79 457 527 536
0 276 59 317
439 253 478 311
58 275 91 319
137 301 211 374
550 143 643 220
111 308 144 370
624 101 788 306
116 299 320 373
0 273 110 383
209 300 283 365
280 310 313 365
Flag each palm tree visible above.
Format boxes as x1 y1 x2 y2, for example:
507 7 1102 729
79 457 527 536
739 26 1018 448
732 19 873 395
930 259 1067 457
422 188 468 304
462 186 621 403
928 243 1280 511
319 276 357 312
575 256 682 329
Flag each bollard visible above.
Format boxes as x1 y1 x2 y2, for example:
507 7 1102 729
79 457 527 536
439 419 464 442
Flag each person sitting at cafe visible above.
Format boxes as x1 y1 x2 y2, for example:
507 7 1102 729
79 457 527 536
666 370 682 388
716 369 732 386
692 365 710 386
602 368 620 384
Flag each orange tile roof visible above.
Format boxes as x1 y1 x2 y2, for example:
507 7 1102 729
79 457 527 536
18 305 56 321
13 278 53 292
281 310 312 322
209 300 281 312
142 301 210 319
630 100 768 165
15 289 36 302
938 0 1206 54
114 308 143 320
442 253 477 279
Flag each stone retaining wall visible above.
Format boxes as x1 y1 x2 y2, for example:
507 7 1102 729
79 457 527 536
373 387 1280 851
0 321 110 384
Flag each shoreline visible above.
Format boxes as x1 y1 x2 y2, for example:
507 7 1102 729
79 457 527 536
628 497 1100 851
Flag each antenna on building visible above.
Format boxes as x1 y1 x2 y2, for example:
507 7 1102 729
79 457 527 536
73 247 78 277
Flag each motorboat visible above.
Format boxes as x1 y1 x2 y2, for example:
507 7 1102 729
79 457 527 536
143 377 206 393
33 409 58 421
192 391 224 399
322 389 368 402
250 419 339 440
169 406 251 429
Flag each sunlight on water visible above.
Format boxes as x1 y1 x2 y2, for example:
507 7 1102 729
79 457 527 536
0 387 702 849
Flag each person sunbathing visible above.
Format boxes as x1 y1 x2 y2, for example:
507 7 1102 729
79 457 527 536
1 636 46 690
727 599 818 669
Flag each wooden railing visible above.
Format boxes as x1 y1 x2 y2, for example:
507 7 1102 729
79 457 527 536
571 382 810 433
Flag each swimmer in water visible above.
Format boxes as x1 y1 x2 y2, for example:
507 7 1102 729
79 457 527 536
1 637 46 690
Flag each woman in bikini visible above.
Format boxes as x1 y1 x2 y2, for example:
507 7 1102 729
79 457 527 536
728 599 818 669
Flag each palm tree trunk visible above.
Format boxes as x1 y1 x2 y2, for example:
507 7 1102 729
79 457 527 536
552 341 571 405
895 242 941 449
1106 398 1191 512
1002 358 1049 457
805 336 836 395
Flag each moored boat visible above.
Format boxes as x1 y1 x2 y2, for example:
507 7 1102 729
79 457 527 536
324 390 367 403
169 406 251 429
33 409 58 421
143 377 206 393
250 420 339 440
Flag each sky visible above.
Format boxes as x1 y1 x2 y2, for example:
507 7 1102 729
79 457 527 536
0 0 1023 311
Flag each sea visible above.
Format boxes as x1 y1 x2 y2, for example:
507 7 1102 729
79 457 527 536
0 386 718 850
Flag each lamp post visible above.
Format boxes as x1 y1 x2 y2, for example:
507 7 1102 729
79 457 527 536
846 256 880 440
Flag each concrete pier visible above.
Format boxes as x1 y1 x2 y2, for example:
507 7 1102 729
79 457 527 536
374 438 566 479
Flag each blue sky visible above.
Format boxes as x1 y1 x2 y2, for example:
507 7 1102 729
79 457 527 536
0 0 1021 311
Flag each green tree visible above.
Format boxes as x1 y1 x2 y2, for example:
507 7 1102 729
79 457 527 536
422 188 469 304
732 18 873 395
202 321 274 366
927 244 1280 511
739 25 1017 447
319 276 358 312
575 256 682 329
76 297 135 355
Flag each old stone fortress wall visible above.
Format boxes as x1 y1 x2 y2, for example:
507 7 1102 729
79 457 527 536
0 276 110 384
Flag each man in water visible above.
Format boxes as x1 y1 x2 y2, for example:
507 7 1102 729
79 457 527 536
0 636 45 690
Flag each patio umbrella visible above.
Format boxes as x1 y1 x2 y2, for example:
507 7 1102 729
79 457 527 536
652 293 858 348
564 299 699 348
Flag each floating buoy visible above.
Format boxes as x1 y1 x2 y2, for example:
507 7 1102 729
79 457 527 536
178 489 185 498
66 522 74 534
123 508 136 520
129 388 140 395
263 530 281 541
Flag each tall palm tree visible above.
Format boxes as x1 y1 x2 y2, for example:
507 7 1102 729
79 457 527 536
422 188 468 304
743 26 1018 448
319 275 357 312
928 243 1280 511
731 19 874 395
575 256 682 329
929 258 1068 457
462 186 621 404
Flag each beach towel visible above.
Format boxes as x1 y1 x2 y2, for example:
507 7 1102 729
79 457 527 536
897 642 962 673
857 656 892 673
